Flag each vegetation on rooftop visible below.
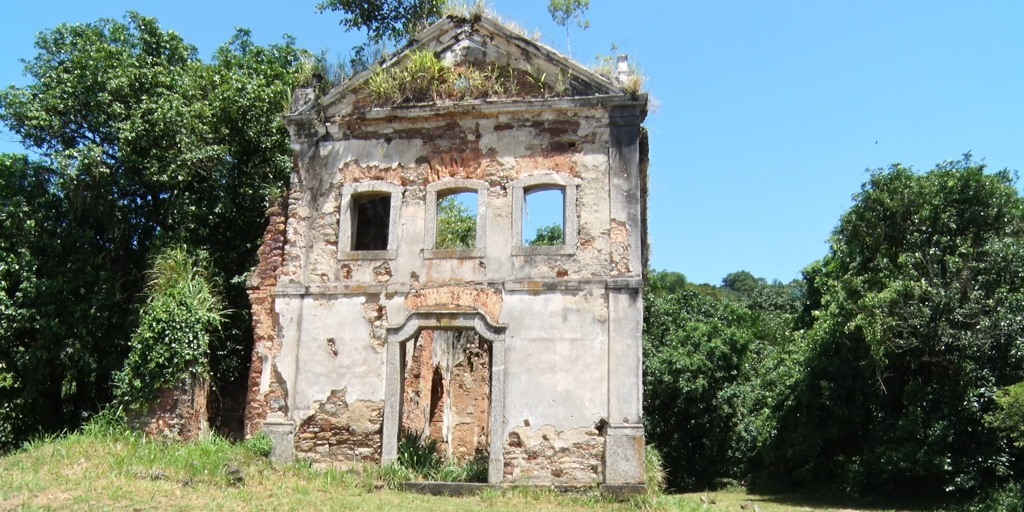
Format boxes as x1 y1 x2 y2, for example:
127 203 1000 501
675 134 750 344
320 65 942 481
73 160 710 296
361 49 574 107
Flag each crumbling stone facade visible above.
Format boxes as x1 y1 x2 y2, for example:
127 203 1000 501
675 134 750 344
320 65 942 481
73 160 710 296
246 15 648 489
133 375 209 441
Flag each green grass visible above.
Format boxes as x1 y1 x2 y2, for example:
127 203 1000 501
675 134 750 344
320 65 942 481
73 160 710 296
0 425 641 511
666 490 936 512
0 421 931 511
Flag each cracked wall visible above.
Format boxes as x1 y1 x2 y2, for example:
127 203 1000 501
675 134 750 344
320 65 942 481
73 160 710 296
504 425 604 485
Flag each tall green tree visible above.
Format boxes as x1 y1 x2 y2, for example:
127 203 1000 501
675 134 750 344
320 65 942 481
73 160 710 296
722 270 767 295
548 0 590 54
316 0 448 68
761 156 1024 497
644 270 757 489
435 195 476 249
528 223 564 246
0 12 309 442
644 269 804 490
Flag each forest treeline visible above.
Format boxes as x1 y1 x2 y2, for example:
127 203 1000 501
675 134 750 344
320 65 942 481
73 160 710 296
645 160 1024 507
2 8 1024 510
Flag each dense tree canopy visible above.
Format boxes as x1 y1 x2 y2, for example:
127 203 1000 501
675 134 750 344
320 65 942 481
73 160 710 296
644 157 1024 504
0 154 122 448
0 12 309 443
759 156 1024 497
644 270 803 490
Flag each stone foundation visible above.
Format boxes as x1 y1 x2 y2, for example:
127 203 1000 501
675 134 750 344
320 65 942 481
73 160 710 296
294 388 383 466
503 425 604 485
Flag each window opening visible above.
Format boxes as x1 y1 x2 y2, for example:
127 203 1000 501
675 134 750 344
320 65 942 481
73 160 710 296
352 194 391 251
523 188 565 246
435 191 478 250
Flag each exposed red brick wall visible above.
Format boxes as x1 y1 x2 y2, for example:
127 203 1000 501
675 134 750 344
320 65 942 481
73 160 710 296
402 330 435 436
243 198 288 438
404 285 503 324
133 376 209 441
445 332 491 461
402 330 490 462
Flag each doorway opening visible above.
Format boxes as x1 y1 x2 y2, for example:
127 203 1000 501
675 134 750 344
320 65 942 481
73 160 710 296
384 310 506 483
401 329 491 475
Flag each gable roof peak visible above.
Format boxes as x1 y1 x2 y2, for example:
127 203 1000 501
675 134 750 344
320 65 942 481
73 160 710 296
313 13 634 117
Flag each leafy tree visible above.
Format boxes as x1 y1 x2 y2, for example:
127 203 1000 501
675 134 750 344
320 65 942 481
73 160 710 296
722 270 767 295
316 0 447 69
435 195 476 249
644 269 805 490
647 270 688 295
0 12 309 442
528 223 564 246
317 0 447 45
761 156 1024 497
548 0 590 54
643 270 756 489
987 382 1024 449
0 153 124 447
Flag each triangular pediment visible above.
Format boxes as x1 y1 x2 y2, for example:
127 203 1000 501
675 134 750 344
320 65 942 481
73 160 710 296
316 15 630 117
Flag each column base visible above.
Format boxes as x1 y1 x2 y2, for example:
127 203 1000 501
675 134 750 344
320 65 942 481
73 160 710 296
604 424 645 485
263 413 296 462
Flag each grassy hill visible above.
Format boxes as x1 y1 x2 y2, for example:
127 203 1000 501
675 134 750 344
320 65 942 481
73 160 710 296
0 417 664 511
0 417 910 511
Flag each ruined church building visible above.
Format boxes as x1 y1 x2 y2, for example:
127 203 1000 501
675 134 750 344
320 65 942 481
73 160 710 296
244 14 649 489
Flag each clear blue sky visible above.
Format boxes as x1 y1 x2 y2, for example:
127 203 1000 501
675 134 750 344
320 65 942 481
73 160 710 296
3 1 1022 285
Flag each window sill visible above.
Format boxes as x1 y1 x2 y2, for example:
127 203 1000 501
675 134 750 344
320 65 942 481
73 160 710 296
424 248 485 259
512 245 575 256
339 250 398 261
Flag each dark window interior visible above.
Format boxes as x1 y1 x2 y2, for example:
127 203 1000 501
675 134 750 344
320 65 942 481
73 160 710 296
353 194 391 251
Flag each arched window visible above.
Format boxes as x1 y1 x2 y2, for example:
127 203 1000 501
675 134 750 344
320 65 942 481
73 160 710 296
510 173 580 256
425 179 487 258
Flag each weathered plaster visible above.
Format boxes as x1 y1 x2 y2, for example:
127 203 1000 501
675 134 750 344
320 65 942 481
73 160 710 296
248 14 648 488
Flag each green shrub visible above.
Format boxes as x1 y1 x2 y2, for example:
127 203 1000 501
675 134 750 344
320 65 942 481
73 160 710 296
114 246 225 410
374 463 414 490
393 430 488 482
362 50 562 107
644 444 666 494
435 454 488 483
241 432 274 458
397 431 443 477
81 407 132 438
986 382 1024 448
966 483 1024 512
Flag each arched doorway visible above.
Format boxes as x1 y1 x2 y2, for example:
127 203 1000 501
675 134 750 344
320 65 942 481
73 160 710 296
382 310 506 484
